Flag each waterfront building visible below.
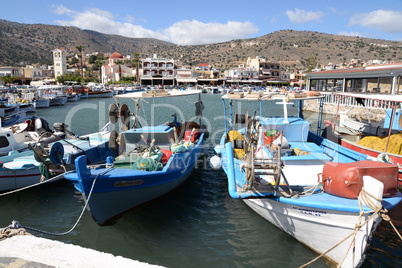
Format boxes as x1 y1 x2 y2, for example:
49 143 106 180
141 54 174 86
246 56 282 81
23 65 53 83
289 71 306 88
101 52 134 84
0 66 25 86
306 62 402 94
225 67 259 86
193 63 222 86
53 49 67 77
305 62 402 111
175 68 197 86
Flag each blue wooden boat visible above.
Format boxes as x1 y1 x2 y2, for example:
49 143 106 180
211 92 402 267
64 90 208 225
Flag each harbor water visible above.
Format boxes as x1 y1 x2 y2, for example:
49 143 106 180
0 94 401 267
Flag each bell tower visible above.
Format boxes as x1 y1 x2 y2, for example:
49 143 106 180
53 48 67 78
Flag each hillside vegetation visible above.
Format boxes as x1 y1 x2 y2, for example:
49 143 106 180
1 19 402 71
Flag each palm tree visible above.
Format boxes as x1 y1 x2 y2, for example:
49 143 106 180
114 60 124 82
95 54 105 83
132 53 141 83
76 45 84 78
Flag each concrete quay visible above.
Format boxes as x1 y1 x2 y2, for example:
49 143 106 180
0 235 162 268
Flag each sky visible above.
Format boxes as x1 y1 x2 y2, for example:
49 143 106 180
3 1 402 45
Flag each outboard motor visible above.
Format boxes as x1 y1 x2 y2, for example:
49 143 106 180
53 122 78 138
53 122 67 132
35 118 53 134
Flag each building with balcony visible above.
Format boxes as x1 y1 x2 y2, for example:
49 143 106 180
225 67 259 85
175 68 197 85
194 63 222 85
246 56 282 81
141 54 174 86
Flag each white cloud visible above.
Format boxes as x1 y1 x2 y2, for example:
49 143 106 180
338 31 364 38
52 5 258 45
349 10 402 33
285 8 324 24
162 20 258 45
328 7 347 16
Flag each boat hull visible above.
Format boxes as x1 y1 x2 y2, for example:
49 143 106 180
35 98 50 108
243 197 381 268
81 169 192 225
66 135 205 225
0 165 42 192
87 91 113 98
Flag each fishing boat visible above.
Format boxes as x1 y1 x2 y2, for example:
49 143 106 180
64 90 208 225
0 122 115 193
0 118 65 155
211 92 402 267
323 93 402 187
34 98 51 108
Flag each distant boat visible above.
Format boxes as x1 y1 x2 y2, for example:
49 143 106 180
34 98 50 108
87 89 113 98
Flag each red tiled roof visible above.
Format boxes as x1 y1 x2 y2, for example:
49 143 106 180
110 52 123 59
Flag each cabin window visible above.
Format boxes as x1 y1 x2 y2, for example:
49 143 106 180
0 136 10 148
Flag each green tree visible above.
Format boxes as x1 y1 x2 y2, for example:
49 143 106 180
95 54 105 83
301 56 318 72
76 45 84 78
0 75 15 86
56 73 81 85
132 53 141 83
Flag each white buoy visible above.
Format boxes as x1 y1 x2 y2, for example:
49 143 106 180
209 155 222 170
362 175 384 208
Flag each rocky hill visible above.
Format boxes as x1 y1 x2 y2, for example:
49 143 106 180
1 19 402 71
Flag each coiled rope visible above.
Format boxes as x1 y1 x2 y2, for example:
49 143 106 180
0 167 114 237
299 188 401 268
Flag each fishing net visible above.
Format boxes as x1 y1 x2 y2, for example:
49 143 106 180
358 133 402 155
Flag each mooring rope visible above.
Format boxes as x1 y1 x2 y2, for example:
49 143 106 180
1 167 114 237
299 188 401 268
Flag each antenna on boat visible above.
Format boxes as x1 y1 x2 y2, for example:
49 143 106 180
195 93 204 127
275 94 294 124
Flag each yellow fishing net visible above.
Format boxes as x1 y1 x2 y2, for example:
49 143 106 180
228 130 246 159
358 133 402 155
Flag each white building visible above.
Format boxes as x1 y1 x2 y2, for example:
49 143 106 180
101 52 134 84
141 54 175 86
53 49 67 77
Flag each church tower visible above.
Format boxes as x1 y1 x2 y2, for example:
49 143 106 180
53 48 67 78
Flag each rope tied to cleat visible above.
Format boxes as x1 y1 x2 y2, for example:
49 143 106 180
1 166 114 237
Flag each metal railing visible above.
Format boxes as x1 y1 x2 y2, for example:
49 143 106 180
320 92 397 109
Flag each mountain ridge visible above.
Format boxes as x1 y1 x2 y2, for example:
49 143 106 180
1 19 401 71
